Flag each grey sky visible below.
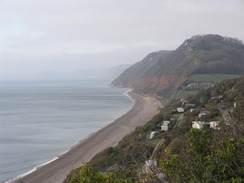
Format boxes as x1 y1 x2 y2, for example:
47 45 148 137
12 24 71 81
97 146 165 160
0 0 244 79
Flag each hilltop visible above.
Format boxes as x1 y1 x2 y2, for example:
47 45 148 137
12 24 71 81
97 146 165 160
112 34 244 97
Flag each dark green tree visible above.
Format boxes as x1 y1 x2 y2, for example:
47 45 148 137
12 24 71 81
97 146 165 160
161 98 244 183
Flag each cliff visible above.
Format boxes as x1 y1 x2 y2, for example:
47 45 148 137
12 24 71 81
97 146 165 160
112 34 244 97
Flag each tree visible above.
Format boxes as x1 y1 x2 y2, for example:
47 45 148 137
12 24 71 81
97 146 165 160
161 99 244 183
68 164 141 183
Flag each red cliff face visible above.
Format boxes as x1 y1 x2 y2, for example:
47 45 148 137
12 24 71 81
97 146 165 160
112 35 244 97
133 75 187 95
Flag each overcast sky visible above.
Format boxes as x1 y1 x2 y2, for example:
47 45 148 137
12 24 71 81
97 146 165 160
0 0 244 79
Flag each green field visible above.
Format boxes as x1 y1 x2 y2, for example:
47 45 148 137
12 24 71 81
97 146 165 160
175 90 199 99
188 74 242 82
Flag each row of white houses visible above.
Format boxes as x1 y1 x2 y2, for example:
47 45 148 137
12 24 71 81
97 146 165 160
192 121 220 130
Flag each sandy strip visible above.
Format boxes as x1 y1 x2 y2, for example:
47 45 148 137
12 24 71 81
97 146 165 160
11 91 161 183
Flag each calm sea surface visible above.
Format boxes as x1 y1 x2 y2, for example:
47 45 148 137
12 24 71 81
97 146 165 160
0 79 132 182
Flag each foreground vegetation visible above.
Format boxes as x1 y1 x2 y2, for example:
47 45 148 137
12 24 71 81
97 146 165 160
66 76 244 183
161 106 244 182
161 76 244 183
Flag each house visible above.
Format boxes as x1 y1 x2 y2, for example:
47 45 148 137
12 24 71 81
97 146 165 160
161 121 170 131
177 107 184 113
163 121 170 125
192 121 206 129
209 121 220 129
190 109 195 113
186 82 215 90
181 98 188 105
211 95 223 103
161 126 168 131
192 121 220 130
198 113 207 118
149 131 158 139
185 103 196 108
218 106 229 110
198 110 211 118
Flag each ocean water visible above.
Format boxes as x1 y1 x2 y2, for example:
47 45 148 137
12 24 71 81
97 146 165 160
0 79 132 183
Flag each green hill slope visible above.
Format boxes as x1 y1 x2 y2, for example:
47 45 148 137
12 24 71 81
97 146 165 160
66 76 244 183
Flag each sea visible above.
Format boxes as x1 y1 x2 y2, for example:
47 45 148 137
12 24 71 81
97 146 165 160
0 79 133 183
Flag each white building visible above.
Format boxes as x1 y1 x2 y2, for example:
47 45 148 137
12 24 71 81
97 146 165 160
209 121 220 129
192 121 206 129
198 111 211 118
177 107 184 113
149 131 158 139
161 125 168 131
163 121 170 126
161 121 170 131
190 109 195 113
198 113 207 118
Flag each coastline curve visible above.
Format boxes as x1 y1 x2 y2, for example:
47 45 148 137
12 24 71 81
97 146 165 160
10 91 161 183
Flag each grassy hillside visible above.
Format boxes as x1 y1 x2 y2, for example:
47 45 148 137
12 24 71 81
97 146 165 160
188 74 241 82
161 76 244 183
65 76 244 183
174 90 199 99
174 74 243 99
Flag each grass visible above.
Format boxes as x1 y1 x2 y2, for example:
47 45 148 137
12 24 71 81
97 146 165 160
171 113 181 119
175 90 199 99
205 103 217 108
188 74 242 82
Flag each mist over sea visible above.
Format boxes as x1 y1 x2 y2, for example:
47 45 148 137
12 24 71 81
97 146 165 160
0 79 132 182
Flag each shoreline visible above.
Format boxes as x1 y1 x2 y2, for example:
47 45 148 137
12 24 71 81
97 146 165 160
5 89 133 183
10 91 161 183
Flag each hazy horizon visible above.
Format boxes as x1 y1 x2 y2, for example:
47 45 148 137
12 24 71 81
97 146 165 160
1 0 244 80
